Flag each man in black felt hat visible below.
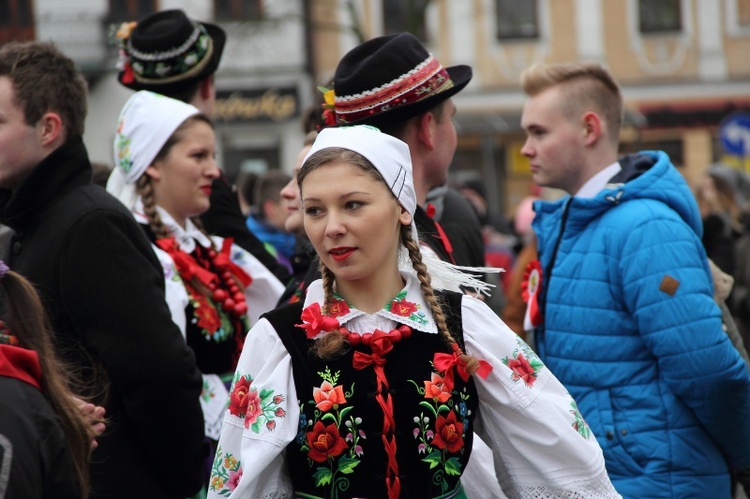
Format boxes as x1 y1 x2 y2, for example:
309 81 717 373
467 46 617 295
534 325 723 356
114 9 290 283
329 32 486 273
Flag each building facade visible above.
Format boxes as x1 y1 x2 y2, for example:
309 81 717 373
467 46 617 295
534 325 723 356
3 0 749 218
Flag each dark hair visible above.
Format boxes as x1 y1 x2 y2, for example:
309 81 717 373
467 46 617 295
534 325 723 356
377 99 449 140
1 269 91 497
149 79 203 105
0 41 88 139
238 172 260 209
254 170 291 216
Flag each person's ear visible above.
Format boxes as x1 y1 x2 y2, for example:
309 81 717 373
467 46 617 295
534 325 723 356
38 112 63 147
145 163 162 181
415 111 436 150
199 75 214 101
582 111 603 146
398 205 413 226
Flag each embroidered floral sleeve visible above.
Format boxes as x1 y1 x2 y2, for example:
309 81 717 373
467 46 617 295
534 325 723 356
226 371 286 433
207 318 299 499
460 296 621 498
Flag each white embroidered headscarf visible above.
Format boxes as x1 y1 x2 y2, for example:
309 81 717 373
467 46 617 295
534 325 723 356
302 125 497 294
107 90 201 210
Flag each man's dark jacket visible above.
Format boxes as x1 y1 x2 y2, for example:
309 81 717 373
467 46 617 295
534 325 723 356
0 137 206 498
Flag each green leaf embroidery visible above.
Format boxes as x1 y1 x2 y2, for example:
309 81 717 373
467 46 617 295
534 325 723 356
422 450 442 469
337 456 360 474
313 466 333 487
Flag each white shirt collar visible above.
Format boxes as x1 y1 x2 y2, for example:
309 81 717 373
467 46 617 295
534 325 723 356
574 161 622 199
132 197 212 253
303 270 438 334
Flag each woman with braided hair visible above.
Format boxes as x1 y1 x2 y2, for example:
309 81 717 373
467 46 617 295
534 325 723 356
209 126 620 498
107 91 285 447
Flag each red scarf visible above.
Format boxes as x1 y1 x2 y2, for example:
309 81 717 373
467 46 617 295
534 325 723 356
0 343 43 390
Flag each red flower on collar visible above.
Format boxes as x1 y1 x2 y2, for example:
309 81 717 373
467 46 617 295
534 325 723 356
296 303 340 339
327 298 350 317
389 299 418 317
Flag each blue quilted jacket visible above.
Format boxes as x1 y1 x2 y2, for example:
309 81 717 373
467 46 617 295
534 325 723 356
532 151 750 498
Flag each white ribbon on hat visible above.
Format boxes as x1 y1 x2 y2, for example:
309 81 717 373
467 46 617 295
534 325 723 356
301 125 498 295
107 91 201 210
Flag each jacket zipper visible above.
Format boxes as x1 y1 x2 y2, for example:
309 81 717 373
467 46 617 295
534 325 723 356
536 198 572 358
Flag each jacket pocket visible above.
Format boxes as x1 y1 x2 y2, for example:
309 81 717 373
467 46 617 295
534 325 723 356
595 389 644 476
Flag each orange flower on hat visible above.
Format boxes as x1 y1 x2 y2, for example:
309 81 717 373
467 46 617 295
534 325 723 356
115 21 137 41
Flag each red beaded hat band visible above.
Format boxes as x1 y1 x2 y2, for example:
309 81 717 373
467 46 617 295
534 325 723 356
334 55 454 126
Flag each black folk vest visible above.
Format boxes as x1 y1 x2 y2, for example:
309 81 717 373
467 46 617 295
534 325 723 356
263 291 478 499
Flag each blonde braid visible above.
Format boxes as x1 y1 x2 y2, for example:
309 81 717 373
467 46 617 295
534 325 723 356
402 226 479 374
136 177 217 299
312 260 348 360
136 175 170 240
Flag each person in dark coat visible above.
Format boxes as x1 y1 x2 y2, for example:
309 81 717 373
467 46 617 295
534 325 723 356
0 41 206 499
113 9 290 284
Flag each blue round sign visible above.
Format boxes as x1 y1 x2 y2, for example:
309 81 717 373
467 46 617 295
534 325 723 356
720 113 750 157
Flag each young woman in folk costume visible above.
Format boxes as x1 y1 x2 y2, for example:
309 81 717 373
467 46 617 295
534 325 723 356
208 126 620 499
107 91 285 441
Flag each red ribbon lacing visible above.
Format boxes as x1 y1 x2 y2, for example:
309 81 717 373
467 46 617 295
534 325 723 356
433 344 492 392
348 325 412 499
156 236 217 288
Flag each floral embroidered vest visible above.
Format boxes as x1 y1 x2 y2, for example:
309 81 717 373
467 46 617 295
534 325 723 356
265 291 478 499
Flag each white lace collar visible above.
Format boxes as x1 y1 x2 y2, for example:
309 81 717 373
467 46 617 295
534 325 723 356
303 270 438 335
132 197 212 253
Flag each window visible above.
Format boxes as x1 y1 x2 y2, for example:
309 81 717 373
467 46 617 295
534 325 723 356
0 0 35 44
638 0 682 33
214 0 263 21
496 0 538 39
108 0 157 23
739 0 750 27
382 0 430 42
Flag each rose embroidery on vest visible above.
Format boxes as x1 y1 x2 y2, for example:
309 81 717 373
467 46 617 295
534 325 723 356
409 368 473 493
297 367 364 492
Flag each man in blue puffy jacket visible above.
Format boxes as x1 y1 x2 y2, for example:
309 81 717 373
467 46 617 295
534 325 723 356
520 61 750 498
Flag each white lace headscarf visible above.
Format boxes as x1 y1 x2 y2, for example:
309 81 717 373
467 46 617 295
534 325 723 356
107 90 201 210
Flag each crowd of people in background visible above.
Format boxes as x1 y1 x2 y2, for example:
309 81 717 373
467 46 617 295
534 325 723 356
0 7 749 499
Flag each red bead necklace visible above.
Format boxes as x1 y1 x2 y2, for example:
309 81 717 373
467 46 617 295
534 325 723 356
337 324 412 347
201 247 248 319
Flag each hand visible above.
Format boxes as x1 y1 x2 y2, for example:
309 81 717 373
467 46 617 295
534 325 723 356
72 396 106 449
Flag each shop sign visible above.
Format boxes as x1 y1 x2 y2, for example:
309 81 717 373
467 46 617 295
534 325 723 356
214 87 299 123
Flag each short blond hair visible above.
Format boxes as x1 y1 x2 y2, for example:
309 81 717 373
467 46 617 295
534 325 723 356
521 61 623 141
